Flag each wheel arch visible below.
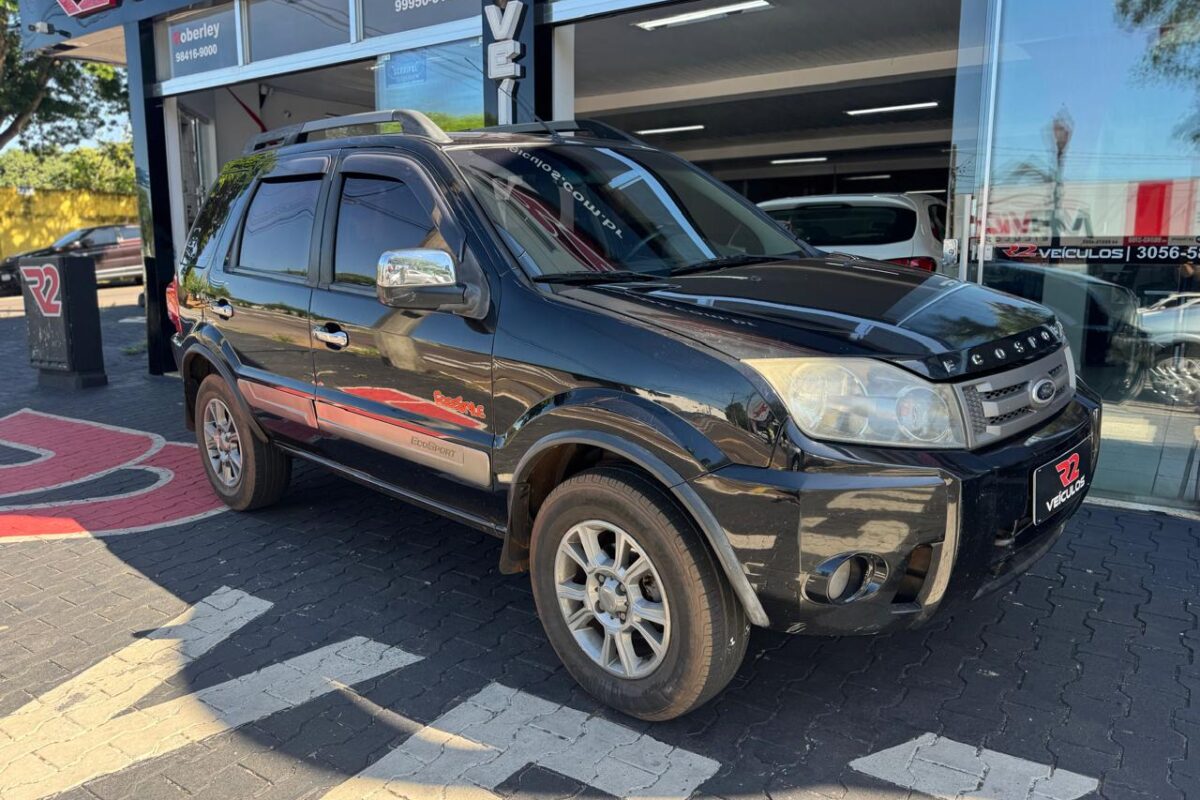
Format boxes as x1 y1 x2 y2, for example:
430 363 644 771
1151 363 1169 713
505 429 771 628
180 341 268 442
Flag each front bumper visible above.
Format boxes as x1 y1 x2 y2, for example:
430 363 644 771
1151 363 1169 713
690 388 1101 634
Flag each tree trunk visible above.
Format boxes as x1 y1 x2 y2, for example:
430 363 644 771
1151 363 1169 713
0 58 54 150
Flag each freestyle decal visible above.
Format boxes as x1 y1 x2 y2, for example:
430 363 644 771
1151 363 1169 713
433 389 486 419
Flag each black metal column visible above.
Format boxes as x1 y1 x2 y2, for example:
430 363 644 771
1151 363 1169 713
125 18 177 375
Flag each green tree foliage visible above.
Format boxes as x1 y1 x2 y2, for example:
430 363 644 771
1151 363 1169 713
0 140 135 194
0 0 128 150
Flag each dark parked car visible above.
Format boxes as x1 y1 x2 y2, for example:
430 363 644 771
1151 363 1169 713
0 224 142 294
171 111 1100 721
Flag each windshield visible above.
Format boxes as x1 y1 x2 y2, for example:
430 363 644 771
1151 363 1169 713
51 229 87 248
449 143 811 276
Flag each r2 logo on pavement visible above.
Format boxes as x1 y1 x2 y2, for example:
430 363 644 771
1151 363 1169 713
0 409 226 539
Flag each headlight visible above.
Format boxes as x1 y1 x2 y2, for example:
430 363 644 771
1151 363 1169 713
745 358 968 448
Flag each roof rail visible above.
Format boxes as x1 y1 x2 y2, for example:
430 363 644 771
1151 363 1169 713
476 119 644 144
243 109 452 154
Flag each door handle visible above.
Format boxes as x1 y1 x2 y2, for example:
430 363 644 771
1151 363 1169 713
209 300 234 319
313 325 349 349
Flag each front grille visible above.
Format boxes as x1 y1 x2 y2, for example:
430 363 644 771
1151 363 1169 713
955 347 1074 449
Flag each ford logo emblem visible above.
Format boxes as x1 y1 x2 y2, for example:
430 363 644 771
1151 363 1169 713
1030 378 1057 406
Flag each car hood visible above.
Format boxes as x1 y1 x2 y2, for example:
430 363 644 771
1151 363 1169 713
565 256 1062 379
1 245 58 266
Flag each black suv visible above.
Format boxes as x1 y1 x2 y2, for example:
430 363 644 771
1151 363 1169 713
172 111 1100 721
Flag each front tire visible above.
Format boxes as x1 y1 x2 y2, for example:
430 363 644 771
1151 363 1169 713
194 375 291 511
530 467 748 720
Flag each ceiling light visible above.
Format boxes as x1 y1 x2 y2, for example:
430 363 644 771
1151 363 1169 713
905 189 947 194
770 156 827 164
635 124 706 135
845 101 939 116
844 174 891 181
635 0 771 31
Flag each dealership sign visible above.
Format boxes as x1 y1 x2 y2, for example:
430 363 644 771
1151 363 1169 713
482 0 535 126
167 5 237 78
55 0 117 17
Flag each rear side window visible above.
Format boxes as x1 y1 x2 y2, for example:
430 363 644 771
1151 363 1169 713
239 178 322 277
87 228 118 246
769 204 917 247
183 156 265 270
333 176 436 286
120 226 140 240
929 203 947 240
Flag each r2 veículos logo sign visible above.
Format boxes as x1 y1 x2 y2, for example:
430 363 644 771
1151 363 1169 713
1054 452 1081 488
20 264 63 317
54 0 117 17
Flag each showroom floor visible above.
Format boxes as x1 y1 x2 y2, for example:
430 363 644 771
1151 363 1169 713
0 297 1195 800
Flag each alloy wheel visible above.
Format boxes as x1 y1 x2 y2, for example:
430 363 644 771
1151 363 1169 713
202 397 243 488
553 520 671 679
1149 353 1200 405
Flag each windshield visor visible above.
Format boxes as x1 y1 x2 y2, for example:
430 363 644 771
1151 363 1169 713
449 144 807 276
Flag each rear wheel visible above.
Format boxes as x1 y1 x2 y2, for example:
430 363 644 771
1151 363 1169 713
194 375 291 510
530 467 748 720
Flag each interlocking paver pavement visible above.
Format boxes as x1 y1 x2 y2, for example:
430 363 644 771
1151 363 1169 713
0 296 1197 799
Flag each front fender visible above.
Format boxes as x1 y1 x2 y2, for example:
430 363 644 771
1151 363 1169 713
494 388 729 480
499 394 771 627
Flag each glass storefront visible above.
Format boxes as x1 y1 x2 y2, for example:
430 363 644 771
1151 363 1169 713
374 39 484 130
963 0 1200 508
245 0 351 61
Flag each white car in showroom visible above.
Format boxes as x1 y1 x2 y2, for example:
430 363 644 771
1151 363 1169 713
758 193 947 272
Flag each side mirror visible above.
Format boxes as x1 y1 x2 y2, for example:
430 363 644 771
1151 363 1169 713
376 249 469 311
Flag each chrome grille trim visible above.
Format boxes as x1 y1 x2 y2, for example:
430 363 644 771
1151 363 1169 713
954 347 1074 449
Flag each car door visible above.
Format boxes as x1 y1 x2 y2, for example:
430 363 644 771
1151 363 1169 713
81 227 119 276
309 150 500 525
202 153 331 447
114 226 143 269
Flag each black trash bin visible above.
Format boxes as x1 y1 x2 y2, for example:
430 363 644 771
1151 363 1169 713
18 255 107 389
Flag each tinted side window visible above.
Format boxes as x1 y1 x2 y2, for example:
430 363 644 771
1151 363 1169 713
333 176 436 286
781 205 917 247
184 155 266 270
88 228 119 246
239 178 322 277
929 203 947 240
120 226 140 241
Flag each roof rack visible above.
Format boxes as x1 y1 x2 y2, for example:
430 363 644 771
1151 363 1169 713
243 109 452 154
476 119 644 144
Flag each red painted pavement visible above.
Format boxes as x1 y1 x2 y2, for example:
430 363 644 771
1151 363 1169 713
0 409 160 498
0 411 226 539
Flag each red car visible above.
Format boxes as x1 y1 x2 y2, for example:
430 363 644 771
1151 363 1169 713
0 224 143 295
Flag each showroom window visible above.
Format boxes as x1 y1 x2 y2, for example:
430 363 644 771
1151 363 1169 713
165 3 238 79
363 0 476 38
375 39 484 130
246 0 350 61
969 0 1200 509
238 178 322 277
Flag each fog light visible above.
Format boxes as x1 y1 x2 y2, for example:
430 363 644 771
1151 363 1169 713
807 553 884 604
827 559 854 601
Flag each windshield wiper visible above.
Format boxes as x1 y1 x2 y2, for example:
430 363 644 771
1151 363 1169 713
667 253 792 276
531 270 667 285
